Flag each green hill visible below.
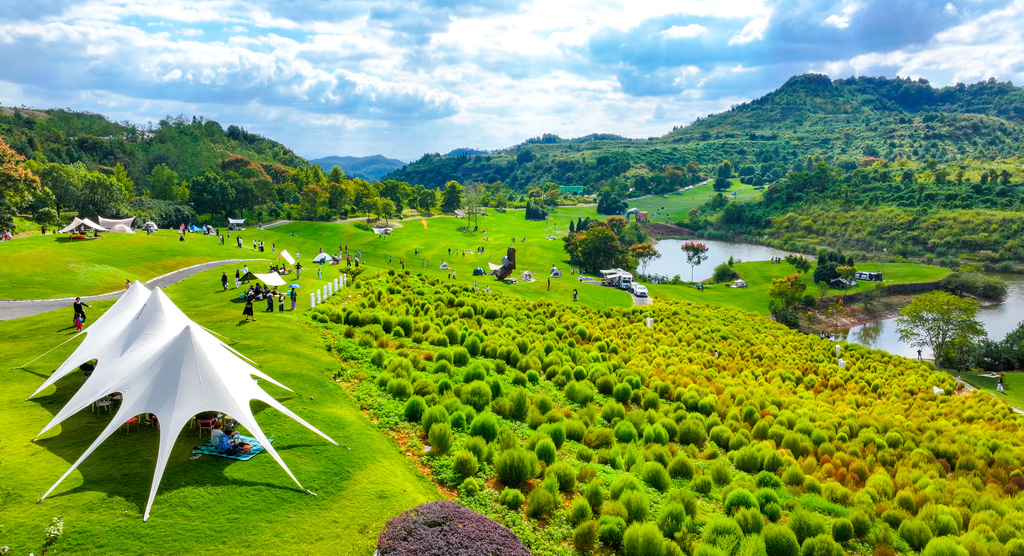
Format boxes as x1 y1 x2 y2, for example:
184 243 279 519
310 154 406 182
385 74 1024 192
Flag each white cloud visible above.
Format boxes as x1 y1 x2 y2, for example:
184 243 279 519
729 16 768 45
0 0 1021 161
662 24 707 39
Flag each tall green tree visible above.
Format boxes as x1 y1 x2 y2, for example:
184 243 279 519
33 162 80 219
896 291 984 369
147 163 183 201
442 180 463 213
573 225 630 273
0 138 42 231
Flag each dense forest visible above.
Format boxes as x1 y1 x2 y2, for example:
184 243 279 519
384 74 1024 194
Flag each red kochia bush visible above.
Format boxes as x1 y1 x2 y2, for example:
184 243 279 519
377 500 531 556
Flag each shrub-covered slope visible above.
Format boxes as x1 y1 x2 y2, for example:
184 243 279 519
314 271 1024 556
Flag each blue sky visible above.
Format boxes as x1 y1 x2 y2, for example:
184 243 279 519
0 0 1021 161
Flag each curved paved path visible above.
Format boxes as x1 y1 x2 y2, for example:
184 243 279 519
0 258 262 321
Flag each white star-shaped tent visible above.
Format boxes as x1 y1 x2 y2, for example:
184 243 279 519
30 282 337 521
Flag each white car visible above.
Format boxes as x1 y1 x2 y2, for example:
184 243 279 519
632 285 648 297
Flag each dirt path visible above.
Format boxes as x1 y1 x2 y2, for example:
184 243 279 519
0 258 262 321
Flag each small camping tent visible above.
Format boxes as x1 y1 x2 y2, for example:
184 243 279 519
239 270 256 283
520 270 535 282
98 216 135 230
30 285 336 521
473 267 487 276
312 253 331 263
733 279 747 288
58 217 108 234
188 225 203 233
550 267 562 278
143 222 158 232
439 262 450 270
111 224 134 233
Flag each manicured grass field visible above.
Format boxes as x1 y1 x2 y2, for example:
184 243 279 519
0 214 633 308
0 268 440 555
552 179 764 224
646 261 952 315
960 371 1024 413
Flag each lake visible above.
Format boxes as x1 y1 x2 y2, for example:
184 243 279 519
835 274 1024 358
646 239 794 282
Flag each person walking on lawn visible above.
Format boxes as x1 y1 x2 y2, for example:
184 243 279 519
221 272 228 291
72 297 90 327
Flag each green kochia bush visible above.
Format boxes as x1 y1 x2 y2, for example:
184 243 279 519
428 423 454 454
545 461 576 492
404 396 427 422
623 522 665 556
421 405 450 435
526 486 556 520
495 448 540 488
469 412 499 442
499 487 526 509
668 454 695 479
899 519 933 552
724 488 758 515
800 534 843 556
452 449 479 477
764 523 800 556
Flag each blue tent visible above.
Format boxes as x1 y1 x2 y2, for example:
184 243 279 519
188 225 203 232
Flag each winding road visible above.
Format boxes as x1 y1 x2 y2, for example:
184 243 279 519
0 258 262 321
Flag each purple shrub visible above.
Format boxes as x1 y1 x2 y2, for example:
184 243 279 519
377 500 531 556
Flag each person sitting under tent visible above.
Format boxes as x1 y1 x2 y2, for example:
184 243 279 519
211 421 245 455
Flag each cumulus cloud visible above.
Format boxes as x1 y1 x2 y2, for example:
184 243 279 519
0 0 1021 160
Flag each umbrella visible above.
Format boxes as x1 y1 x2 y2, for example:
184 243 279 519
288 284 302 289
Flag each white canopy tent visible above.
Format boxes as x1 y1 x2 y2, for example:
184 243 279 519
30 284 336 521
253 272 286 286
228 218 246 225
278 250 296 265
58 217 108 234
98 216 135 229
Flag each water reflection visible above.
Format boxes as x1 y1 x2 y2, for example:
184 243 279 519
839 274 1024 358
648 239 794 282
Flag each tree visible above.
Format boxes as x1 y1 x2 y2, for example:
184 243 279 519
681 242 710 282
463 182 483 228
785 254 812 274
148 164 182 201
189 171 234 216
768 273 807 308
417 188 437 213
76 171 130 219
717 160 733 179
379 199 397 224
112 163 135 196
442 180 463 213
896 291 984 369
0 137 42 231
34 162 80 219
574 226 630 273
630 243 660 275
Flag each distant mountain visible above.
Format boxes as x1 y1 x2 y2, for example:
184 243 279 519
311 154 406 182
385 74 1024 191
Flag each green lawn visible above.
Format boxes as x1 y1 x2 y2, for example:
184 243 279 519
0 215 634 308
0 269 440 555
959 372 1024 412
645 261 952 316
552 180 764 223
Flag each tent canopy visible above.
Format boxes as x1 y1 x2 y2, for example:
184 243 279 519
98 216 135 229
487 262 502 271
312 253 331 263
111 224 134 233
253 272 286 286
30 284 336 521
473 267 487 276
143 222 158 231
58 217 108 234
373 227 393 235
228 218 246 225
278 250 296 266
188 225 203 232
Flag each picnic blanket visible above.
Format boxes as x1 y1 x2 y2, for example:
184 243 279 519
192 435 273 461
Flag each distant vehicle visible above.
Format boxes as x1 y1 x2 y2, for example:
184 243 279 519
633 285 648 297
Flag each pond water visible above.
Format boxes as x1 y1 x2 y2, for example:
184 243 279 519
646 239 795 282
835 274 1024 359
